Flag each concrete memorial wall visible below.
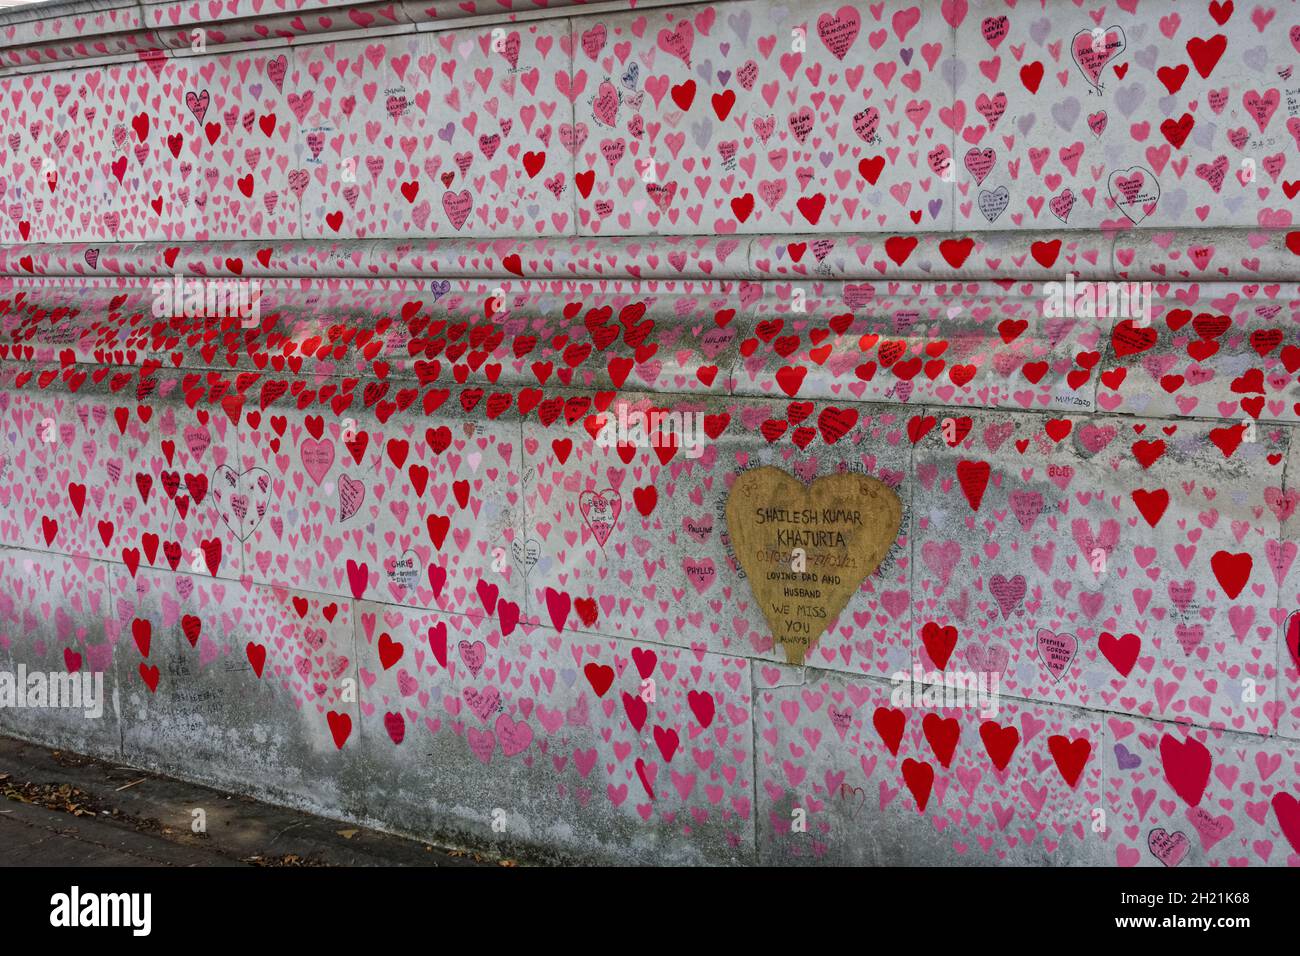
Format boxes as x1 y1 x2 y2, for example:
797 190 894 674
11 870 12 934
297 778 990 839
0 0 1297 865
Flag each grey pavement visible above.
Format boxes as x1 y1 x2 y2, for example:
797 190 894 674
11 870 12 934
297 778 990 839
0 735 500 867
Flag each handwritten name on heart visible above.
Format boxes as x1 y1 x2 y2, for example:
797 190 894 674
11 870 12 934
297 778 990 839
211 465 270 540
725 467 902 665
512 537 541 569
579 490 621 548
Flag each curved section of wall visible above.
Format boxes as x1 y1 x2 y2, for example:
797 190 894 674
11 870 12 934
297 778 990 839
0 0 1298 867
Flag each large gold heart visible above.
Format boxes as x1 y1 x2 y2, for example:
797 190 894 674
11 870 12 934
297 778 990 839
725 467 903 665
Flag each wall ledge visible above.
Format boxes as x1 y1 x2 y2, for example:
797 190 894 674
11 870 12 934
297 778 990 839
0 0 671 73
1 229 1298 282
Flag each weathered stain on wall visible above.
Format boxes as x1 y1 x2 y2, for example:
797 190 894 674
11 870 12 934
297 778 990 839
0 0 1297 866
